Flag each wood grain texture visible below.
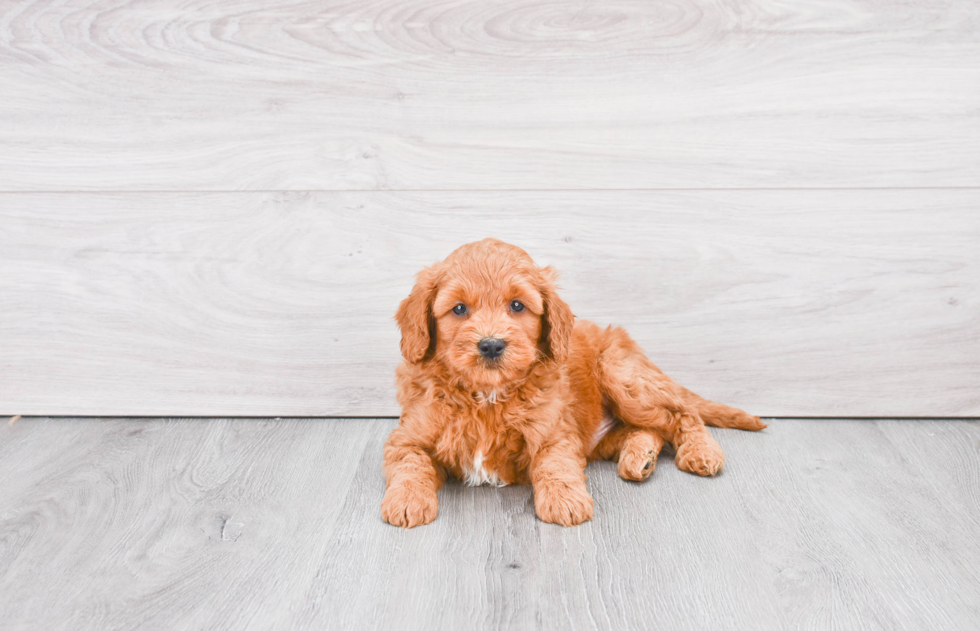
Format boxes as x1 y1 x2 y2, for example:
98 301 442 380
876 419 980 530
727 420 980 629
1 0 978 190
1 417 979 630
2 189 978 417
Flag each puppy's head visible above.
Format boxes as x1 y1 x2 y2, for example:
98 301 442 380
396 238 574 390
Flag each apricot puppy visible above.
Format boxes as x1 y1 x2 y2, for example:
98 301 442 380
382 239 765 528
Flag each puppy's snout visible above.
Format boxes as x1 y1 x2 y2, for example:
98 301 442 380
478 337 507 360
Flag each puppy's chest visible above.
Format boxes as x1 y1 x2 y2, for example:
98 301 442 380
459 448 509 487
435 411 529 486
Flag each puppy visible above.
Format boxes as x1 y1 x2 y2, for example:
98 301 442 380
382 238 766 527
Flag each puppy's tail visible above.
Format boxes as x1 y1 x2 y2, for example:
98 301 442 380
683 388 768 431
703 409 768 431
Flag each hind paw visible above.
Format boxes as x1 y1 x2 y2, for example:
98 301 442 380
619 448 658 481
675 434 725 476
616 430 664 481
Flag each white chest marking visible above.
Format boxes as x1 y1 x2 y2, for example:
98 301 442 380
590 411 620 451
464 451 507 487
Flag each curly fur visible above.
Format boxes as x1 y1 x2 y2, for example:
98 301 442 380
382 238 766 528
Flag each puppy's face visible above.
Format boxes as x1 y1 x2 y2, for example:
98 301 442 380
430 266 543 390
396 239 574 391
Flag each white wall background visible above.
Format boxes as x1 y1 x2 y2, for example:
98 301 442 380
1 0 977 416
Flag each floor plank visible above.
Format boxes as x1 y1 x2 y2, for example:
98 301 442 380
2 190 978 418
1 418 978 630
2 0 978 190
725 420 980 630
877 419 980 530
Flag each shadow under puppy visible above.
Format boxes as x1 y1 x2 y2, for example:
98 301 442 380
383 238 766 528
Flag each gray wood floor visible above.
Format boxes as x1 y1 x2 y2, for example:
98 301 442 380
1 417 978 630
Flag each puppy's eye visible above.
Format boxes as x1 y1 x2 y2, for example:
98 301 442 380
452 304 467 316
509 300 525 313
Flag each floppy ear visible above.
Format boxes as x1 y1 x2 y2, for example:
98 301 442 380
395 265 440 363
537 266 575 363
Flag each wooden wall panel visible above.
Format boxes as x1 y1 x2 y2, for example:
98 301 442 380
2 0 977 416
1 190 977 417
1 0 978 190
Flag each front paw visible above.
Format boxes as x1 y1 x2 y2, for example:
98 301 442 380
381 483 438 528
534 481 594 526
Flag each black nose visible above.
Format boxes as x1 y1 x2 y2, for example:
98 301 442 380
478 337 506 359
